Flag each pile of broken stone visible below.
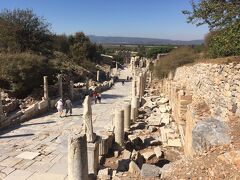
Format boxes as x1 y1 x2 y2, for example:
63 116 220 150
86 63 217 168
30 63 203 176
97 93 183 179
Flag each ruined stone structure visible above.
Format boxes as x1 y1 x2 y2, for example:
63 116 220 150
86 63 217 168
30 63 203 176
58 74 63 98
83 95 95 143
114 109 124 147
159 63 236 156
43 76 49 100
68 133 88 180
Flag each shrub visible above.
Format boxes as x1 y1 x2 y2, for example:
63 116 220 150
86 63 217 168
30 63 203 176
147 46 174 59
154 47 197 79
0 53 57 98
205 22 240 58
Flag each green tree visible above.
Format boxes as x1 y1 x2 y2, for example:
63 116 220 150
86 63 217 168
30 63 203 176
182 0 240 30
183 0 240 58
0 9 52 55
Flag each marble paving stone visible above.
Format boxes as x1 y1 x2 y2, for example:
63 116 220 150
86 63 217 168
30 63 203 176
27 172 66 180
1 167 15 175
4 169 33 180
25 161 54 173
14 159 35 170
0 157 22 167
16 152 40 160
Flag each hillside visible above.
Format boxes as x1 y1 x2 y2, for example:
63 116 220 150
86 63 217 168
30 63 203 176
88 35 203 45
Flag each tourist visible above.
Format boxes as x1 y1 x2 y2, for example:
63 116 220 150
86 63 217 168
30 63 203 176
55 99 63 118
122 79 125 85
93 91 98 104
97 93 102 103
65 98 73 116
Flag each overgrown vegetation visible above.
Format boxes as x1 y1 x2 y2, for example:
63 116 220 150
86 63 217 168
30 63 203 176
183 0 240 58
146 46 174 59
0 9 104 98
154 47 198 78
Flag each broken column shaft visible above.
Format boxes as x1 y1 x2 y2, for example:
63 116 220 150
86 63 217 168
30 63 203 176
68 133 88 180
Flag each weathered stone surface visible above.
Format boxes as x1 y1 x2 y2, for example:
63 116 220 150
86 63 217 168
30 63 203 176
128 160 140 175
141 151 156 160
16 151 40 160
192 118 230 153
122 150 132 160
141 164 161 178
4 170 34 180
154 147 162 158
98 168 109 176
117 159 130 172
159 105 167 113
167 139 182 147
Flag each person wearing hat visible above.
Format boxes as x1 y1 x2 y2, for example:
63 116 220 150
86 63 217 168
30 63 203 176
55 98 64 118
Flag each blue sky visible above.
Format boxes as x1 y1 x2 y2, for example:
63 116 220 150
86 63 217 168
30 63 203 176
0 0 209 40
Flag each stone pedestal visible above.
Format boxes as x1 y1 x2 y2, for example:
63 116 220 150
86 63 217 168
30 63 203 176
87 137 100 176
58 74 63 98
123 103 131 131
97 70 100 82
43 76 49 100
114 109 124 147
68 133 88 180
70 81 74 100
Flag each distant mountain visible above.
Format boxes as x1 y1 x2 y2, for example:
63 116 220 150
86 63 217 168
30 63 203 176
88 35 204 45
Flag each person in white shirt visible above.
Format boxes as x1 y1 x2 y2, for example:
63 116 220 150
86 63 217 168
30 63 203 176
55 99 63 118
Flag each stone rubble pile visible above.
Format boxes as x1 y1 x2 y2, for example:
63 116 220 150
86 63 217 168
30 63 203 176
96 92 182 179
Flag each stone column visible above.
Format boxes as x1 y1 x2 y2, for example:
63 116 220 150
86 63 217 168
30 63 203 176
68 133 88 180
43 76 49 100
149 72 152 83
130 107 136 122
0 92 4 122
131 77 137 97
137 74 143 100
123 103 131 131
97 70 100 82
131 96 139 119
83 96 95 142
70 81 74 100
114 109 124 147
58 74 63 98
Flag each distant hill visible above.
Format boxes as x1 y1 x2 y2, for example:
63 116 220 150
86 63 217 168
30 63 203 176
88 35 204 45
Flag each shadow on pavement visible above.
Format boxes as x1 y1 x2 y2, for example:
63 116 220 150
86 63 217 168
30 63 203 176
21 121 56 127
0 133 34 139
102 94 124 99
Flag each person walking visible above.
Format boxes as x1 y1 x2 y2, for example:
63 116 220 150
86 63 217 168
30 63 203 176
93 91 98 104
65 98 73 116
97 93 102 103
122 79 125 86
55 99 64 118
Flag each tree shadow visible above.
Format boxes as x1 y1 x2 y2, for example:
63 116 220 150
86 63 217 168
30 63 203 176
21 121 56 127
0 133 34 139
102 94 124 99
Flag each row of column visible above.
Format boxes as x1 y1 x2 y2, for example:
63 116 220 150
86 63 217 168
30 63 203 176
68 94 140 179
44 75 75 100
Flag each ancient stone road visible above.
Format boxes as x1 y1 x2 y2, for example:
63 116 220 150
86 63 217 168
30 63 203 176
0 69 132 180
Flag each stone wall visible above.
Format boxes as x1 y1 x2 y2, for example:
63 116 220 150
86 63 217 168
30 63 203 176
174 62 240 121
158 62 237 156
